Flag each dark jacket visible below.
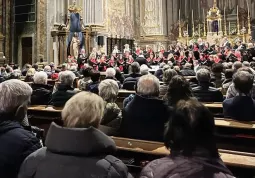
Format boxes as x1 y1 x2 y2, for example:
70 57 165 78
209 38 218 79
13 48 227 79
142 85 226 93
18 123 133 178
0 120 41 178
121 94 170 141
0 74 4 83
123 74 142 90
136 56 148 66
223 96 255 121
192 84 223 102
105 76 121 89
51 84 79 107
86 81 100 94
140 150 233 178
211 73 225 88
180 68 196 76
154 68 163 81
31 84 53 105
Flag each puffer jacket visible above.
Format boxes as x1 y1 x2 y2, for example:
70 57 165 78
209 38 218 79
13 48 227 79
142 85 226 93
0 120 41 178
18 123 133 178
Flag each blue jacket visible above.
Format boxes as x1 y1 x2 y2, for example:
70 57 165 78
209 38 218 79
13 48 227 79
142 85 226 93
0 120 41 178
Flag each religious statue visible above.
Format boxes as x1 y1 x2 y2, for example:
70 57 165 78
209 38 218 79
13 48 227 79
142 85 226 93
66 0 86 58
112 45 119 54
123 44 130 53
70 32 80 59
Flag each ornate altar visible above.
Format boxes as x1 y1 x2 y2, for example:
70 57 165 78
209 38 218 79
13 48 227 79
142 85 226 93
207 1 223 37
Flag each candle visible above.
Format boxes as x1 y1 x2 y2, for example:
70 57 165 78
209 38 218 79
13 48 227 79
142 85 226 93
224 7 226 21
187 23 189 36
179 9 181 22
229 21 231 34
203 9 205 20
192 10 194 24
237 5 239 19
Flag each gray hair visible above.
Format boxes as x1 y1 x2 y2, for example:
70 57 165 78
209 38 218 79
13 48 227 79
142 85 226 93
62 92 105 128
243 61 250 68
163 69 178 84
33 71 48 84
70 65 77 72
59 71 76 86
0 79 32 114
99 79 119 103
44 65 51 72
196 68 211 82
163 65 171 72
106 68 116 77
130 62 140 74
140 64 149 75
137 74 160 97
233 61 242 71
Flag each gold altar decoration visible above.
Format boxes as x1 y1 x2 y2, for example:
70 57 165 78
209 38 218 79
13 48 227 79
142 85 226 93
206 0 222 36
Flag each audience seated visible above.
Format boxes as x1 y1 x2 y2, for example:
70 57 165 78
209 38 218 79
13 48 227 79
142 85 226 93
123 62 142 90
115 67 125 84
222 69 233 95
180 63 196 76
18 92 133 178
78 65 92 91
0 80 41 178
121 75 170 142
159 69 177 98
226 67 255 99
51 71 79 107
70 65 81 78
154 63 166 81
223 70 255 121
24 68 35 82
211 63 225 88
99 79 121 130
140 99 234 178
166 75 194 106
30 71 53 105
21 64 32 76
86 69 101 94
43 65 52 79
105 68 121 88
192 68 223 102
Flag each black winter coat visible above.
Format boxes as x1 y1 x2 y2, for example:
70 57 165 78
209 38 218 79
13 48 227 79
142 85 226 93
18 123 133 178
0 120 41 178
121 94 170 142
192 84 223 102
31 84 53 105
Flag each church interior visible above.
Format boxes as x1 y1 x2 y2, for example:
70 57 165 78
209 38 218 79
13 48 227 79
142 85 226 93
1 0 255 178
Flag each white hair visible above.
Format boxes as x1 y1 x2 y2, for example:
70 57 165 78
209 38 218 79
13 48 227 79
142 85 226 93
99 79 119 103
59 71 76 86
62 92 105 128
140 64 149 75
137 74 160 97
44 65 51 72
248 43 254 49
33 71 48 84
70 65 77 72
106 68 116 77
0 79 32 113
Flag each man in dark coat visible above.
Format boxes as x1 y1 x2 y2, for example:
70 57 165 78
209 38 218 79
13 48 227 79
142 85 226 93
0 80 41 178
121 75 170 142
192 68 223 102
18 92 133 178
135 54 148 66
180 63 196 76
30 71 53 105
223 71 255 121
123 62 142 90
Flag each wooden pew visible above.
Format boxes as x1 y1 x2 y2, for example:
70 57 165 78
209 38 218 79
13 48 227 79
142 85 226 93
112 137 255 176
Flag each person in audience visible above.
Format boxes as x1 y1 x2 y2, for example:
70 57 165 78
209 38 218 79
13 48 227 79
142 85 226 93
211 63 225 88
159 69 177 98
78 65 92 91
115 67 125 84
32 64 39 72
232 61 242 73
223 70 255 121
140 99 233 178
0 80 41 178
173 65 182 75
0 69 4 83
121 74 170 141
18 92 133 178
99 79 121 130
180 63 196 76
51 71 79 107
70 65 81 78
22 64 32 76
165 75 194 106
105 67 121 88
136 53 147 66
154 63 166 80
140 64 149 75
30 71 53 105
222 69 234 95
44 65 52 79
123 62 142 90
192 68 223 102
86 69 101 94
24 68 36 82
226 67 255 99
243 61 250 68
